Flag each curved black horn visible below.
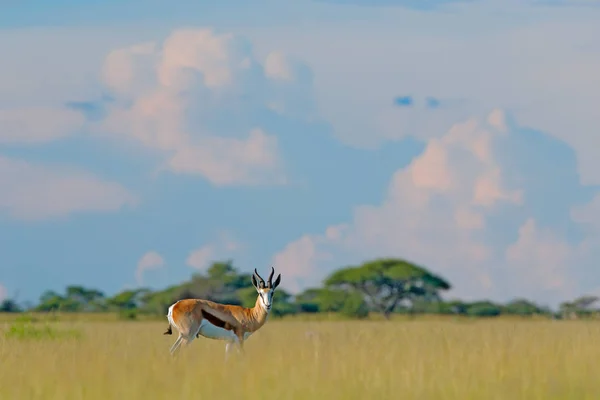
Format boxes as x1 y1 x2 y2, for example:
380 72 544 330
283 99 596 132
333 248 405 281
254 268 265 287
267 266 275 286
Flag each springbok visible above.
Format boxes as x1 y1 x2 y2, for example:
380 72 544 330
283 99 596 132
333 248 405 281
163 267 282 358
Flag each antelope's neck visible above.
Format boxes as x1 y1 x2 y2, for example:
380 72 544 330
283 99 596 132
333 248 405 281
249 294 269 329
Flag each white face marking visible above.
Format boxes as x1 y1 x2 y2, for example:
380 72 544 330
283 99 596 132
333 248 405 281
258 288 274 311
197 319 237 341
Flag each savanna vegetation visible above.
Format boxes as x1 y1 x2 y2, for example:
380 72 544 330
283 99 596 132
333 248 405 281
2 258 597 320
3 316 600 399
2 258 600 399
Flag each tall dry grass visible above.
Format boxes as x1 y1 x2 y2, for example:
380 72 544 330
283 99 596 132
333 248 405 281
1 318 600 399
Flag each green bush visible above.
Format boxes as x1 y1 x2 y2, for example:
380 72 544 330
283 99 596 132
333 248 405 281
466 301 502 318
4 314 82 340
118 309 138 320
340 293 369 319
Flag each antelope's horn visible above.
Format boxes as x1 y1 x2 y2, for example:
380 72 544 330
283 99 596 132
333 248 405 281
267 266 275 286
254 268 265 286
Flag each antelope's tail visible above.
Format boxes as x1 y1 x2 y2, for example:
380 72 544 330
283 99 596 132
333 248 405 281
164 303 176 335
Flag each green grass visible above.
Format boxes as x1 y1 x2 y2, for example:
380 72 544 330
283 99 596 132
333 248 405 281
3 314 83 340
1 317 600 399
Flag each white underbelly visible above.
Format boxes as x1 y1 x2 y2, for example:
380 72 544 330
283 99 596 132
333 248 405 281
197 319 237 341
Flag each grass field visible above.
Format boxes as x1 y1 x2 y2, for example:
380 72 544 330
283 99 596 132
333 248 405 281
2 315 600 399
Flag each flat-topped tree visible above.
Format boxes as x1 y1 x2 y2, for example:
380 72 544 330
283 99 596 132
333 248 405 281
324 258 451 319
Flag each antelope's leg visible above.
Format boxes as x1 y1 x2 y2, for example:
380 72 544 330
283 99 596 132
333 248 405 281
169 335 184 356
225 341 236 362
235 332 245 355
170 320 201 356
182 322 200 348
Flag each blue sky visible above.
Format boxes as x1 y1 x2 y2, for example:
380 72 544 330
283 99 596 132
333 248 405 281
1 0 600 309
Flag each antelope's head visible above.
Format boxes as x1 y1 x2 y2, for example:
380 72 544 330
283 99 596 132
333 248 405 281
252 267 281 312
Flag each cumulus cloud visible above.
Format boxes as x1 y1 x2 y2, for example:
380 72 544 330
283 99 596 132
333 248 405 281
186 231 243 272
186 246 215 271
505 218 575 299
0 107 85 144
135 251 165 285
272 110 598 307
272 234 336 292
0 156 138 221
167 128 283 185
91 27 317 186
102 42 158 96
277 9 600 184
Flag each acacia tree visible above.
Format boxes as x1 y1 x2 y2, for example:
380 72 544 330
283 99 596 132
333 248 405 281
293 287 369 318
560 295 599 319
324 258 451 319
139 260 257 315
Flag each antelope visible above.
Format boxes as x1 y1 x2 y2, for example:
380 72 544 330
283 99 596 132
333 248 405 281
163 267 282 358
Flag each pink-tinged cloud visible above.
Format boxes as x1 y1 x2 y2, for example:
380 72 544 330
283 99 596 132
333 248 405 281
186 231 244 272
96 27 316 186
505 218 575 298
0 156 137 221
0 107 85 144
271 234 334 292
167 129 285 186
103 42 158 97
135 251 165 285
271 110 584 304
186 246 215 272
157 28 250 89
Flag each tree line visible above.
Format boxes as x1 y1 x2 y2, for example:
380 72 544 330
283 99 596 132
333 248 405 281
1 258 597 320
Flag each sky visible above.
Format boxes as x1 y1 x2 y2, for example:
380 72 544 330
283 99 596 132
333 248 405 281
1 0 600 309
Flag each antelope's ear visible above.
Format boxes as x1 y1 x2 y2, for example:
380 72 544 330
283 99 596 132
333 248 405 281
272 274 281 289
251 274 259 289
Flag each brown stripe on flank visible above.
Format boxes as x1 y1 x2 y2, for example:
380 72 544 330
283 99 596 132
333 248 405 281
201 309 234 331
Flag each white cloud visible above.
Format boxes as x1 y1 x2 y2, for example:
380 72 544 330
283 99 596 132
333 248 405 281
505 218 575 300
94 27 316 186
245 7 600 184
186 246 215 271
102 42 158 96
271 234 334 292
0 156 138 221
186 231 244 272
166 128 284 185
272 110 597 306
135 251 165 285
157 29 251 89
265 51 297 81
0 107 85 144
